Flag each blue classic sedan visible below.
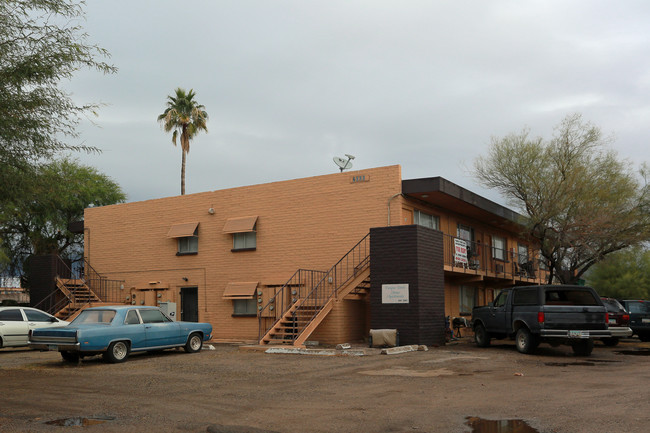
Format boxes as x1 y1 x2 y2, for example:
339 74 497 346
29 306 212 363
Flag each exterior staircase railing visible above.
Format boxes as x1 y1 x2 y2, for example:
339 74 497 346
32 256 125 318
258 233 370 345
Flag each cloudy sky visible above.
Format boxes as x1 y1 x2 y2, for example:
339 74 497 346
67 0 650 206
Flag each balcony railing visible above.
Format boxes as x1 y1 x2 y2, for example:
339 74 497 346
443 234 548 283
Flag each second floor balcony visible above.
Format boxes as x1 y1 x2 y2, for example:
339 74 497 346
442 234 549 285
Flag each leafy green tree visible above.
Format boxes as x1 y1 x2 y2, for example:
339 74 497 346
474 113 650 284
0 0 116 179
0 158 126 277
586 247 650 299
157 88 209 195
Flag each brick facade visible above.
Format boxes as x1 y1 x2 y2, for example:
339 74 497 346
369 225 445 346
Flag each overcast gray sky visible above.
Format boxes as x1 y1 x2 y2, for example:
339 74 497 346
67 1 650 206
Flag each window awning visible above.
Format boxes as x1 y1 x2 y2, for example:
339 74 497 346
222 216 258 234
222 282 259 299
166 222 199 238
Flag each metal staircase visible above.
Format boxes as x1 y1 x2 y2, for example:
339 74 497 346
258 234 370 347
53 277 102 320
33 257 126 320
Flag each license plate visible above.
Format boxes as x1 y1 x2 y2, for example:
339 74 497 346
642 319 650 323
608 319 617 325
568 330 588 338
47 345 58 351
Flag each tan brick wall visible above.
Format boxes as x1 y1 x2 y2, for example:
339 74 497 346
85 166 402 342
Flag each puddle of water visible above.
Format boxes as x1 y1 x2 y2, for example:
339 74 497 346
45 416 115 426
466 417 539 433
615 349 650 356
545 361 595 366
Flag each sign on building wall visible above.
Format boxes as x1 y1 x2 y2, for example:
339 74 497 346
454 238 468 265
382 283 409 304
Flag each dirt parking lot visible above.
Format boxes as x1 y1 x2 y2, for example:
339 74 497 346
1 338 649 433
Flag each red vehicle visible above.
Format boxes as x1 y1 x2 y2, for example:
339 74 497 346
600 297 632 346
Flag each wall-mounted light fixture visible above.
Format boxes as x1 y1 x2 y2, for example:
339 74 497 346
208 207 215 215
182 277 189 282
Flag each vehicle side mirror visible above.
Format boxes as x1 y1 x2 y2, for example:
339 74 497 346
50 316 59 323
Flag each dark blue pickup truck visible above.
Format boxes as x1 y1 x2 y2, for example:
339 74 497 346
471 285 618 356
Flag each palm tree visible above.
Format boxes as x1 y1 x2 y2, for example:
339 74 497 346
157 88 208 195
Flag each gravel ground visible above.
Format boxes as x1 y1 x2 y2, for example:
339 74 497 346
1 338 649 433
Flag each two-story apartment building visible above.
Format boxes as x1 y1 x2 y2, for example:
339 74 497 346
79 165 546 347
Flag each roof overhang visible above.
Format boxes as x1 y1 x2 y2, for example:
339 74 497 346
402 177 526 231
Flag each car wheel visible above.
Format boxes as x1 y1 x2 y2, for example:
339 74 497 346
184 332 203 353
601 337 619 347
515 328 537 354
60 351 80 363
474 324 491 347
103 341 130 363
572 340 594 356
638 333 650 342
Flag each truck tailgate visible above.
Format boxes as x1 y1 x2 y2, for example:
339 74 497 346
542 306 607 330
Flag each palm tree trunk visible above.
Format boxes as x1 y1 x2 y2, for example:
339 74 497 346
181 150 186 195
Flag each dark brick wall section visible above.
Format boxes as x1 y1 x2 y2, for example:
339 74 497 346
369 225 445 346
25 255 65 307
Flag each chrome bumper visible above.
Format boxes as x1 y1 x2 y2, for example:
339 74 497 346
608 327 633 338
29 342 80 352
540 329 611 339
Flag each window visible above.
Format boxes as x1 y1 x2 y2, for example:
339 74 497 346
178 231 199 254
544 289 598 306
233 231 256 250
459 286 477 314
124 310 141 325
233 299 257 316
493 290 508 308
24 309 53 322
139 309 170 323
72 310 116 324
513 288 538 306
222 282 259 316
414 210 439 230
538 250 548 270
517 244 528 264
0 308 23 321
223 216 258 251
167 222 199 255
492 236 506 261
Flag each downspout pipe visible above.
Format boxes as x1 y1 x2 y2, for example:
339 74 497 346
387 193 403 226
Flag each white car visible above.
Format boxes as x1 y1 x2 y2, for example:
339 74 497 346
0 306 69 348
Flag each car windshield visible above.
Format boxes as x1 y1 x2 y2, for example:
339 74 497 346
71 310 116 325
626 301 650 314
602 299 625 313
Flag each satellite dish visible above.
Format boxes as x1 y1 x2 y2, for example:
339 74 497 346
333 154 355 172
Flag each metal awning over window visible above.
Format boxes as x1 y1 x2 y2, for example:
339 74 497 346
222 282 259 299
166 222 199 238
222 216 258 233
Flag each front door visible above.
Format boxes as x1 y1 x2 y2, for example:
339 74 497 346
180 286 198 322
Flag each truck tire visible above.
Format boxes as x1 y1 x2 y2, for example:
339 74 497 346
515 328 537 354
474 324 491 347
572 340 594 356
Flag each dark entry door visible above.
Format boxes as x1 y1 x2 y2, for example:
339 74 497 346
180 287 199 322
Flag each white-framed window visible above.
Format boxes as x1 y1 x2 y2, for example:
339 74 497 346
233 299 257 316
517 244 528 264
459 286 477 314
178 229 199 254
233 231 256 250
414 210 439 230
538 250 548 270
492 235 506 261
